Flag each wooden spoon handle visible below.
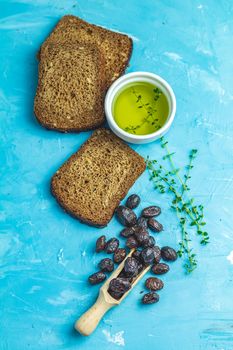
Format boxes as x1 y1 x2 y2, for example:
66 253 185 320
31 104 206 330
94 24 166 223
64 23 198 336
74 291 115 336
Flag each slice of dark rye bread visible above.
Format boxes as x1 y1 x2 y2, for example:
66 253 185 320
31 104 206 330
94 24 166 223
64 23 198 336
34 42 106 132
51 129 146 227
39 15 133 87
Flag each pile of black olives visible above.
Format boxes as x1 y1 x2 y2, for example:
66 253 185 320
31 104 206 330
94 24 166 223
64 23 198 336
88 194 177 305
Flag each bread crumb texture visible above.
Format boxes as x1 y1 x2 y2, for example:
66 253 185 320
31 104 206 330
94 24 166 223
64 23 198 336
34 43 105 131
51 129 145 227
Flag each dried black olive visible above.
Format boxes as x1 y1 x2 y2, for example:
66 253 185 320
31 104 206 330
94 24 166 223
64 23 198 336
105 238 119 254
161 246 177 261
142 206 161 218
145 277 164 291
153 246 161 263
123 257 139 277
115 206 137 227
134 228 150 246
121 225 142 238
117 270 133 283
142 292 160 304
120 227 136 238
144 235 156 248
98 258 114 272
137 262 144 274
108 277 131 294
113 248 127 263
126 194 140 209
95 235 106 252
126 236 138 249
141 247 156 265
132 249 142 261
108 290 124 300
151 263 170 275
148 218 163 232
137 216 148 229
88 271 106 285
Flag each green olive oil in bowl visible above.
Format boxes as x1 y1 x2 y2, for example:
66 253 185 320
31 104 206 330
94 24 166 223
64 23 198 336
112 82 169 135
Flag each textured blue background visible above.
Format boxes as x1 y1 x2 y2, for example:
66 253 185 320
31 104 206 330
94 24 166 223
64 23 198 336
1 0 233 349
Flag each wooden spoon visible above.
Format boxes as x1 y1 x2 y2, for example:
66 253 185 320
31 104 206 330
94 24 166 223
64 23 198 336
74 249 150 336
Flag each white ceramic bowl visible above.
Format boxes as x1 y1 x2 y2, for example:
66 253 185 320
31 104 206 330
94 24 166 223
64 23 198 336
104 72 176 144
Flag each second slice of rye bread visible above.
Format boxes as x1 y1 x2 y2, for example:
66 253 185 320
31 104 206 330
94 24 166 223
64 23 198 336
34 42 106 132
51 129 146 227
39 15 133 87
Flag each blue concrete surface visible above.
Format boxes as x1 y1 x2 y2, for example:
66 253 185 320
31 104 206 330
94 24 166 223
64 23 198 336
1 0 233 349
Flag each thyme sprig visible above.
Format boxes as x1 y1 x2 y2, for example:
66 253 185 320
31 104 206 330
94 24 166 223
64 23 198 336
182 148 197 194
177 214 197 273
124 88 161 134
146 138 209 273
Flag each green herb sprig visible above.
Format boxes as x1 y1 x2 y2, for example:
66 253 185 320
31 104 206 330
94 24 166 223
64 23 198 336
124 88 161 134
146 138 209 273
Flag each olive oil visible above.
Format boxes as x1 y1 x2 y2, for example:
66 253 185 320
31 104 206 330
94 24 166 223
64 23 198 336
113 82 169 135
